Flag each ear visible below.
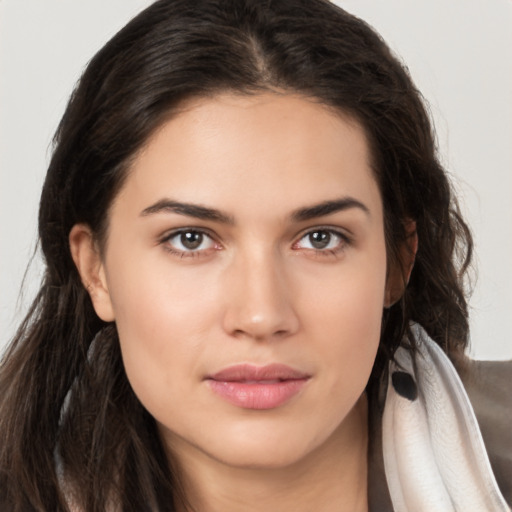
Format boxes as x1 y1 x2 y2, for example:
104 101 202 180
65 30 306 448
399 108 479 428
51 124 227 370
69 223 115 322
384 220 418 308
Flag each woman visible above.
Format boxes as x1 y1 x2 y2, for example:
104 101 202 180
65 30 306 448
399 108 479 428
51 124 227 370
0 0 510 510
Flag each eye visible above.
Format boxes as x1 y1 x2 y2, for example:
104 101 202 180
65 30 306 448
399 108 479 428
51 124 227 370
293 228 349 253
162 229 218 255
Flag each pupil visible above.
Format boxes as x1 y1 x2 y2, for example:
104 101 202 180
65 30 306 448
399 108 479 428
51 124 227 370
181 231 203 250
310 231 330 249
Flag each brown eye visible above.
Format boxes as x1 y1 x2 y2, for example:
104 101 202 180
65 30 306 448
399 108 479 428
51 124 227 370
164 230 216 253
308 231 332 249
180 231 203 250
294 228 349 253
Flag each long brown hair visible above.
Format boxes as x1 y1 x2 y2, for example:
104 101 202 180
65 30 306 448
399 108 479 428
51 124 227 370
0 0 472 510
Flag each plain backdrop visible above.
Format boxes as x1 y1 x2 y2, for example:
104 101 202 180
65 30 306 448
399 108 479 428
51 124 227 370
1 0 511 360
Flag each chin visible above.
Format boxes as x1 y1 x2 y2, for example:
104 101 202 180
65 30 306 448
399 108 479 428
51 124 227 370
215 445 311 470
203 422 329 470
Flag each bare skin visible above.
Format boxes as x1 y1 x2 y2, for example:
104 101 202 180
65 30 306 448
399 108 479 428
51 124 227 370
71 92 413 511
172 394 369 512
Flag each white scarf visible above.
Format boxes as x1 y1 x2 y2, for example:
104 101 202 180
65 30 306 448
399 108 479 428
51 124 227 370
382 324 510 511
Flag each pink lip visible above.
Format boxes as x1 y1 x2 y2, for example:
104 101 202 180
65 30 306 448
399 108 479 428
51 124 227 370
206 364 310 410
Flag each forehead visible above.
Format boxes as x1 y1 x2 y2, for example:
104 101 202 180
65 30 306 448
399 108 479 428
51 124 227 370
114 92 381 222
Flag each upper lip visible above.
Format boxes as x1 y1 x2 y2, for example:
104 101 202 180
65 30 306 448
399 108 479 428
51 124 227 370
207 363 310 382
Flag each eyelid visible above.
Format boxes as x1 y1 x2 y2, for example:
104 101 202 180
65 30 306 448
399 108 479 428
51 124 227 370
294 224 353 242
159 227 222 257
292 225 353 254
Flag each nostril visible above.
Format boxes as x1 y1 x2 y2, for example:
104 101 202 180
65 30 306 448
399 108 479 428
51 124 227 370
230 327 291 341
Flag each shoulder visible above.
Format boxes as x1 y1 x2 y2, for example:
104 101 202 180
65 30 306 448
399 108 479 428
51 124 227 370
460 359 512 505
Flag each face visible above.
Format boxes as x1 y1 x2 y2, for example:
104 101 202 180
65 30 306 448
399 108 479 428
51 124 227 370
75 92 391 471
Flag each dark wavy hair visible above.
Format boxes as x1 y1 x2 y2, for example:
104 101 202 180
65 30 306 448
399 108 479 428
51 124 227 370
0 0 472 510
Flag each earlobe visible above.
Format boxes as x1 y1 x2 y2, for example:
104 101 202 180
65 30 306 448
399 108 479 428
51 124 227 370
384 220 418 308
69 224 115 322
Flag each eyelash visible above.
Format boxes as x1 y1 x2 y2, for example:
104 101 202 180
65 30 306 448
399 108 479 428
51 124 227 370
159 229 220 258
292 227 352 257
159 227 352 259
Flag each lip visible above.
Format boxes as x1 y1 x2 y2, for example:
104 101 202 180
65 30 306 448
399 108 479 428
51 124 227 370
205 364 310 410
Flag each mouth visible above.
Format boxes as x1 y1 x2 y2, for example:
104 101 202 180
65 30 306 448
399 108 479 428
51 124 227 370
205 364 311 410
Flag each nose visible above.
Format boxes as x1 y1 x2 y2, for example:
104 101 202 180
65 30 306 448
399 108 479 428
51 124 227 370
222 249 300 341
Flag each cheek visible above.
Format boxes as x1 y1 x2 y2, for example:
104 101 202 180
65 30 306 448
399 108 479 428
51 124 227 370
106 241 221 341
301 244 387 334
297 247 387 392
103 252 223 416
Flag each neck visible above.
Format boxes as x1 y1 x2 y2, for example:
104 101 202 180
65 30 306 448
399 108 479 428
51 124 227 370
172 394 369 512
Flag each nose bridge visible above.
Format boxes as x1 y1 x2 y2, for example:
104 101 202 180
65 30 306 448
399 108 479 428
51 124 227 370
223 244 299 340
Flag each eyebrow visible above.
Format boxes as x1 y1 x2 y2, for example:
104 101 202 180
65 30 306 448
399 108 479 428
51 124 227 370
140 199 235 224
140 196 370 224
291 197 370 222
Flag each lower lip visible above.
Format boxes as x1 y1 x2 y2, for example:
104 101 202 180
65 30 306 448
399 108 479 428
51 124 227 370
207 379 309 410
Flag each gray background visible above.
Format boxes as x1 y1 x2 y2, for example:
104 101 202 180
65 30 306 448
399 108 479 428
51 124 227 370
1 0 511 360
